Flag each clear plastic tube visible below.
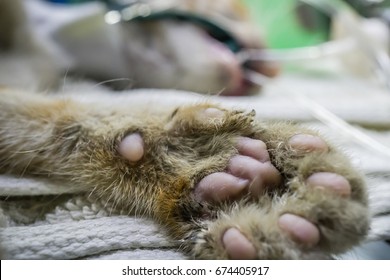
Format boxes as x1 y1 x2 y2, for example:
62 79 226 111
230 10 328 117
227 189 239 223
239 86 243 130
240 0 390 90
237 38 357 62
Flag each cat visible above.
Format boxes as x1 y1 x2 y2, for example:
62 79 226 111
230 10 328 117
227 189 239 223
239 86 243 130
4 0 278 95
0 0 369 259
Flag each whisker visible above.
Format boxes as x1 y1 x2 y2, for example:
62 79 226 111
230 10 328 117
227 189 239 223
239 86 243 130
92 78 133 89
237 39 355 63
62 67 70 92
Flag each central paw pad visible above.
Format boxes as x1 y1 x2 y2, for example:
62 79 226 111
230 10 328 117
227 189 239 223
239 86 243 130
195 137 281 202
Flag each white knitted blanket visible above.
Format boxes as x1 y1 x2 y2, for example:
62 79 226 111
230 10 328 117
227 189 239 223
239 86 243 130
0 174 389 259
0 176 184 259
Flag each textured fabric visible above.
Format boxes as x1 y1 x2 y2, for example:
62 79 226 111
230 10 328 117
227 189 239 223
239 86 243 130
0 182 184 259
0 216 180 259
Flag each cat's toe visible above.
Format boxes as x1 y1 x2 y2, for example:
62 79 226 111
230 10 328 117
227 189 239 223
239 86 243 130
222 228 257 259
288 134 329 153
227 154 281 197
236 137 270 162
278 214 320 246
306 172 351 197
194 172 249 202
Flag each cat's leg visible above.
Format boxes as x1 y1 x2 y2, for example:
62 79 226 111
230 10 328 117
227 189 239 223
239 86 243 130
0 90 369 259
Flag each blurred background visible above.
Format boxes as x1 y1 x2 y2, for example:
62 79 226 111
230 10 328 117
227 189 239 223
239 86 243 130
7 0 390 259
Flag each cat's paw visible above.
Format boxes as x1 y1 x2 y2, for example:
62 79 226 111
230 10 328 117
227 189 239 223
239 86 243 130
114 104 369 259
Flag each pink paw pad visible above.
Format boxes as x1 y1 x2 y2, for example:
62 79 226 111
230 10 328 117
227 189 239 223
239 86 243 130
118 133 144 162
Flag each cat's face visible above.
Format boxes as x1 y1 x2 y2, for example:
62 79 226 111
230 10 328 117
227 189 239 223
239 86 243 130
120 0 278 96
